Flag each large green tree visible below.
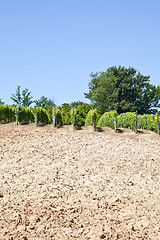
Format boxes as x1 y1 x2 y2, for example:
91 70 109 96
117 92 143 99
85 66 160 114
11 85 33 107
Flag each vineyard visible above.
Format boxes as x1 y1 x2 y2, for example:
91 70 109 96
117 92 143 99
0 104 160 134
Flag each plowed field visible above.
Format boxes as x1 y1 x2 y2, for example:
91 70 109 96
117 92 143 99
0 123 160 239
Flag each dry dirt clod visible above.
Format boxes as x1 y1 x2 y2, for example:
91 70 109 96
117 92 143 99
0 191 3 198
100 234 106 239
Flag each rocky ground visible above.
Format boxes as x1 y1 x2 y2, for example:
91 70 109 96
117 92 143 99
0 123 160 240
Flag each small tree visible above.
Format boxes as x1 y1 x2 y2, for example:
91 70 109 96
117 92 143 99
11 86 21 105
11 86 33 107
35 96 55 107
21 89 33 107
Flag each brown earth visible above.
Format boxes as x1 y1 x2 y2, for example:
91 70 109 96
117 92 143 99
0 123 160 240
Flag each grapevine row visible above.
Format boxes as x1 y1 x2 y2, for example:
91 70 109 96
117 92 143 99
0 104 159 134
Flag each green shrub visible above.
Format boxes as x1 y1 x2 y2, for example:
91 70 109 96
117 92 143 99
117 112 136 130
17 106 34 124
36 107 50 124
137 114 158 132
0 105 16 122
60 103 72 125
71 103 92 126
43 105 53 123
97 111 116 128
52 108 63 126
85 109 101 126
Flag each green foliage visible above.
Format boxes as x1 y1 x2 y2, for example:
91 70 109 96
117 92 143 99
53 108 63 126
71 103 92 126
0 105 16 122
85 66 160 114
43 105 53 123
97 111 160 133
117 112 136 130
70 101 85 108
137 114 158 131
0 101 159 134
85 109 101 126
21 88 33 107
60 103 72 125
18 106 35 124
97 111 116 128
35 97 56 123
11 85 33 107
11 86 21 105
35 96 55 107
36 107 50 124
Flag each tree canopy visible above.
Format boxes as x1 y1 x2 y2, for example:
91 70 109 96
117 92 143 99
35 96 55 107
85 66 160 114
11 86 33 107
70 101 86 108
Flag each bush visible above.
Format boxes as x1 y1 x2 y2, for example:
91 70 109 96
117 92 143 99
17 106 34 124
85 109 101 126
0 105 16 122
43 105 54 123
71 103 92 126
60 103 72 125
52 108 63 126
137 114 158 132
117 112 136 130
36 107 50 124
97 111 116 128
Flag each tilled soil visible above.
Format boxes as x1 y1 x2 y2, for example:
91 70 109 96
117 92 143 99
0 123 160 240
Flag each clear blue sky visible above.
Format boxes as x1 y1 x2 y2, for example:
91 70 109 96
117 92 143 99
1 0 160 106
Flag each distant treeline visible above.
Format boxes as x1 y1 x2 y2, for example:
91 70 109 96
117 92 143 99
1 65 160 115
